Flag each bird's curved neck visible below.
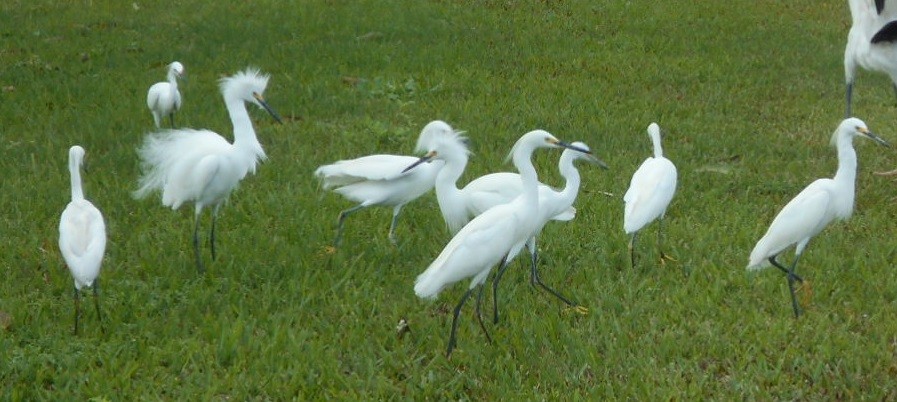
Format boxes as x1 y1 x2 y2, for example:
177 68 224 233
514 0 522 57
652 136 664 158
69 158 84 201
435 154 468 226
224 98 265 157
834 135 859 186
167 70 179 88
558 156 581 203
514 147 540 205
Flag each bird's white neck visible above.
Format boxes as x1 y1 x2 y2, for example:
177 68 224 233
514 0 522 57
847 0 871 25
833 134 859 187
167 70 179 89
513 146 540 209
558 154 581 205
651 135 664 159
225 98 266 164
69 156 84 201
435 153 469 232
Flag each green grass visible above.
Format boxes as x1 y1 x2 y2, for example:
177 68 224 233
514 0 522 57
2 0 897 399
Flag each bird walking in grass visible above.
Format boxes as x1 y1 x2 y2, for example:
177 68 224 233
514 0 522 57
59 145 106 335
135 67 282 273
413 130 589 357
845 0 897 117
405 138 606 321
623 122 678 268
147 61 185 128
314 120 460 247
747 117 889 317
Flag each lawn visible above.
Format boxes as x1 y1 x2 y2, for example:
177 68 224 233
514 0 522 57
2 0 897 399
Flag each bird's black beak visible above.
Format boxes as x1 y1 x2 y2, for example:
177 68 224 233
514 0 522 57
254 93 283 124
586 154 609 170
402 152 435 173
863 130 891 147
556 140 592 155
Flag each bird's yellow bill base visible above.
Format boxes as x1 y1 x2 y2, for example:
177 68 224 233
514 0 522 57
563 305 590 316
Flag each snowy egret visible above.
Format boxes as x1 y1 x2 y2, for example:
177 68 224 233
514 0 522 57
314 120 459 246
845 0 897 117
747 117 889 318
147 61 185 128
59 145 106 334
135 67 282 273
414 130 589 357
624 123 678 268
405 137 607 320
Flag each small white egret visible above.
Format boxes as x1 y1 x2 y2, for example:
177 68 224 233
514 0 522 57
405 139 607 321
623 122 678 268
135 67 282 273
147 61 185 128
59 145 106 334
747 117 889 317
313 120 459 246
845 0 897 116
414 130 588 357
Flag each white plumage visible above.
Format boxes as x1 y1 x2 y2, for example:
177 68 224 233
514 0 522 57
623 122 678 267
59 145 106 334
845 0 897 116
135 67 281 272
147 61 185 128
747 117 889 317
313 120 457 246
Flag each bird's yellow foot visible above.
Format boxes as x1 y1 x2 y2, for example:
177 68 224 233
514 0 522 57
321 245 337 255
563 305 589 316
798 280 813 305
659 252 677 266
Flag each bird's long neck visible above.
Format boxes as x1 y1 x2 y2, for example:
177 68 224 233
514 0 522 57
514 146 540 211
833 135 859 188
652 135 664 158
558 153 581 205
167 70 179 90
225 97 266 164
847 0 870 25
69 156 84 201
435 153 468 232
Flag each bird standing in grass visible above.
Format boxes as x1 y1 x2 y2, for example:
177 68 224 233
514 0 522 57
135 67 282 273
59 145 106 334
845 0 897 117
147 61 185 128
314 120 460 247
406 138 607 321
623 122 678 268
413 130 589 357
747 117 889 317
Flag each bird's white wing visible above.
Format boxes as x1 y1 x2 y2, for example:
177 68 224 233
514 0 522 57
415 203 527 299
623 158 677 233
59 200 106 288
462 172 523 215
748 180 834 268
314 154 423 189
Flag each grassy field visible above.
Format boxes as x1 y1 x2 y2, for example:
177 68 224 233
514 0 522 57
2 0 897 399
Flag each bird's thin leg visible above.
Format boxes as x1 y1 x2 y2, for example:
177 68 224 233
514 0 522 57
387 205 402 245
892 82 897 108
629 232 638 269
528 237 577 307
193 208 205 274
846 82 854 118
73 287 81 335
658 217 676 264
93 280 105 334
473 284 492 344
334 205 365 247
446 287 475 358
169 113 176 128
491 252 512 324
786 254 804 318
767 256 804 283
210 206 220 261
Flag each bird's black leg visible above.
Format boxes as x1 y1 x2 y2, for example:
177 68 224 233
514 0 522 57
73 287 81 335
209 212 218 261
473 284 492 344
768 256 804 283
491 253 512 324
169 113 176 128
93 280 105 334
658 217 675 264
892 82 897 108
528 238 577 307
786 254 804 318
446 287 475 358
846 82 854 118
629 232 638 268
334 205 365 247
194 210 205 273
387 206 402 245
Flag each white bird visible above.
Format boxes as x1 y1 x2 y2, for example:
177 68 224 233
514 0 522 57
405 138 606 321
623 122 678 268
135 67 282 273
313 120 458 247
413 130 589 357
747 117 889 317
147 61 186 128
59 145 106 334
845 0 897 117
